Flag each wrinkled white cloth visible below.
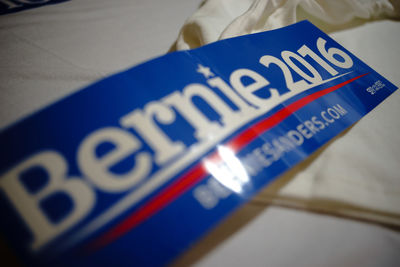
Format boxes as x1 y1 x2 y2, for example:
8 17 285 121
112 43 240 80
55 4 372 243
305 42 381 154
173 0 400 226
174 0 399 50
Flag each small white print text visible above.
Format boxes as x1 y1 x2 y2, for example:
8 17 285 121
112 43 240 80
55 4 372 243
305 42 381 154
193 103 348 210
366 80 385 95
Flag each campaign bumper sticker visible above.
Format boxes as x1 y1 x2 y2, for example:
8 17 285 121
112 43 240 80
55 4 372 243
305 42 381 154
0 21 397 266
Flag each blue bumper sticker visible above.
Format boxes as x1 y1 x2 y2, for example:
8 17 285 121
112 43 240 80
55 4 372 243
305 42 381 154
0 21 397 266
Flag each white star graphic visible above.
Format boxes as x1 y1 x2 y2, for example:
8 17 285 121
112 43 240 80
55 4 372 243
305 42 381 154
197 64 214 79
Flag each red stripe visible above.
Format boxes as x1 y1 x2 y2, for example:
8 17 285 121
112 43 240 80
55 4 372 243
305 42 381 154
228 73 367 151
88 73 368 251
89 164 207 250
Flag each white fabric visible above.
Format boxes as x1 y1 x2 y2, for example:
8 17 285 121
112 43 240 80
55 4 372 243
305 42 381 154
190 207 400 267
175 0 399 50
0 0 200 129
173 0 400 226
